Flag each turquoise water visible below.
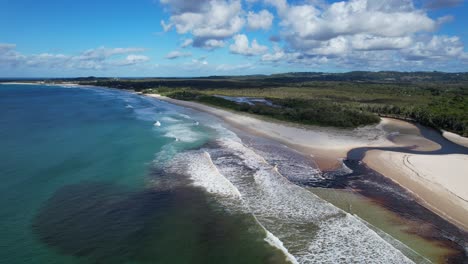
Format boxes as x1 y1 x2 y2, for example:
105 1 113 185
0 84 286 264
2 84 439 264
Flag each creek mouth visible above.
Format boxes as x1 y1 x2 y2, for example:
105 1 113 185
335 124 467 263
233 121 468 263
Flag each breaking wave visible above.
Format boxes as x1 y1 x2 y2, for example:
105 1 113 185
151 121 414 263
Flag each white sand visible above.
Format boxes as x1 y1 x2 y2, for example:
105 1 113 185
379 118 441 151
364 151 468 230
147 94 396 169
147 94 446 169
146 94 468 230
443 130 468 148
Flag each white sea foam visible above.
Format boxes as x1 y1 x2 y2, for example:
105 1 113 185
207 133 413 263
178 113 192 119
152 119 414 263
302 214 412 263
160 116 180 123
186 151 241 198
162 123 203 143
133 107 159 121
264 230 299 264
164 147 297 263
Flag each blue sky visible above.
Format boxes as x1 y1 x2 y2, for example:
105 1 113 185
0 0 467 77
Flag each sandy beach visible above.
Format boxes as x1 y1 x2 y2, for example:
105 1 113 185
147 94 396 170
379 118 442 151
147 94 468 232
364 151 468 230
443 130 468 148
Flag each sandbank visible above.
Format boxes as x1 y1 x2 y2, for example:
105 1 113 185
147 94 395 169
364 151 468 230
147 94 468 231
443 130 468 148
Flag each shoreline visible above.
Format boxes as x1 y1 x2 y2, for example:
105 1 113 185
5 84 467 233
146 93 468 233
3 83 466 262
146 94 396 170
364 151 468 230
443 130 468 148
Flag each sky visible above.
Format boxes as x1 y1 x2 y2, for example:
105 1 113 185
0 0 467 77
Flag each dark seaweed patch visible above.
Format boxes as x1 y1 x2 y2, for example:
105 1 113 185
32 181 287 264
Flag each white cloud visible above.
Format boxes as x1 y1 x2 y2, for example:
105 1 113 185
350 35 413 51
160 0 244 49
216 63 254 71
114 55 150 66
247 10 274 30
181 57 209 71
0 43 16 53
312 36 349 56
254 0 468 70
77 47 146 61
202 39 225 49
276 0 436 42
261 49 285 62
0 43 26 67
403 35 466 60
165 50 192 59
0 45 150 71
161 20 173 32
230 34 268 56
180 38 193 48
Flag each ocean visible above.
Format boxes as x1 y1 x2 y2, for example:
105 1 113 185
0 84 421 263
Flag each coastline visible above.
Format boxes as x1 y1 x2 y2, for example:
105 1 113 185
3 83 465 261
146 94 395 170
364 151 468 230
146 93 468 233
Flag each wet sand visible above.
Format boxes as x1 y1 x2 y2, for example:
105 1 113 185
364 151 468 230
146 94 393 170
309 187 455 263
148 94 468 229
146 94 468 262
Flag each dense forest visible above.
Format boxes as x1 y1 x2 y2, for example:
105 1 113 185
4 71 467 136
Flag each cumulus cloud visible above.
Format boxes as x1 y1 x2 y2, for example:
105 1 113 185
350 35 413 51
229 34 269 56
155 0 467 71
77 47 146 61
165 50 192 59
262 46 287 62
274 0 437 42
403 35 466 60
255 0 467 69
0 45 150 71
160 0 244 49
247 10 274 30
0 43 25 67
193 39 225 49
0 43 16 53
114 55 150 66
